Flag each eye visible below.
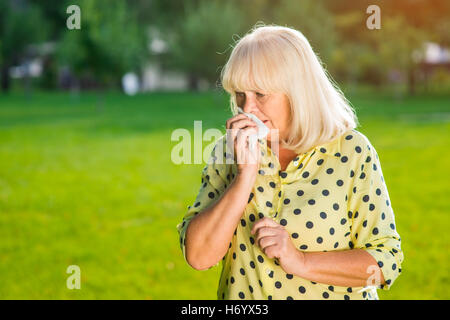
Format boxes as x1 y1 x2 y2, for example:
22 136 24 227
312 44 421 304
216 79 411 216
235 91 245 97
256 92 266 98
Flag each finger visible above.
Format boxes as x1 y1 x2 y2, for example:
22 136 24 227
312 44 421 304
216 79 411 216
236 127 259 164
264 245 280 259
254 226 279 244
258 235 278 250
226 114 248 129
227 116 257 130
251 217 280 235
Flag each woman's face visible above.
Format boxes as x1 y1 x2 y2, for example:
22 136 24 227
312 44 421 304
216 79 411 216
235 90 291 142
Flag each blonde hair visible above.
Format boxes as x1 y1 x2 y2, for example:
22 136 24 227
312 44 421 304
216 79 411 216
220 23 359 154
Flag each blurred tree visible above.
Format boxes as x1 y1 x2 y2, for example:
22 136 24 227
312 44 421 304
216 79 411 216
368 15 429 95
273 0 338 65
57 0 148 89
0 0 47 92
164 0 246 90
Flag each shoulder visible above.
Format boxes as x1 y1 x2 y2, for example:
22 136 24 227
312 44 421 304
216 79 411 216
339 129 378 161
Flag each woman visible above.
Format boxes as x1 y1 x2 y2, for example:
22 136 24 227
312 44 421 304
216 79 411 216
176 24 403 300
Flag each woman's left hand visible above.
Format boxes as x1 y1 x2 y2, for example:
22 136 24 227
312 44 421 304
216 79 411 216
251 217 306 276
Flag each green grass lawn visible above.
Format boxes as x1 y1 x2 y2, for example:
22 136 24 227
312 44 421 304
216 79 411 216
0 89 449 299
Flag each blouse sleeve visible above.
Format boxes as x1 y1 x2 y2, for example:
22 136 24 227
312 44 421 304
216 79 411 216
176 135 236 269
347 139 404 290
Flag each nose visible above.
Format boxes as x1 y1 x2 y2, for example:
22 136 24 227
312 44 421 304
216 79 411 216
242 92 259 114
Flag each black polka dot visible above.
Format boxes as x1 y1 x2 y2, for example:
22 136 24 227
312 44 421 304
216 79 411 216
350 170 355 177
302 171 310 178
336 179 344 186
300 245 308 250
280 219 287 226
376 188 381 195
299 286 306 294
372 228 379 235
333 203 339 210
250 261 255 269
279 171 287 178
311 179 319 185
322 189 329 196
329 227 335 235
240 244 246 251
355 146 362 153
257 186 264 192
248 193 254 203
294 208 301 215
341 156 348 163
326 168 334 174
284 198 290 205
258 212 264 219
249 214 255 222
308 199 315 205
297 190 304 196
317 237 323 244
249 285 253 293
240 268 245 275
269 181 276 188
317 159 324 165
275 281 282 289
363 195 370 202
231 276 235 284
257 255 264 263
340 218 347 225
369 204 375 211
292 233 299 239
320 212 327 219
241 219 246 227
306 221 314 229
239 292 245 299
345 135 353 140
323 292 329 299
266 201 272 207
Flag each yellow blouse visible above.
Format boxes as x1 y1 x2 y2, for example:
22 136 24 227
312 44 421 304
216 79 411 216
177 129 404 300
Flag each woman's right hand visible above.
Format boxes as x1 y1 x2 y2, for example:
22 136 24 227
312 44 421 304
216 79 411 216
225 113 262 178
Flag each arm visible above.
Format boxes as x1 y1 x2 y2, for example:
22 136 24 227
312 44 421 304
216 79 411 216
287 248 385 287
251 217 385 288
185 170 256 270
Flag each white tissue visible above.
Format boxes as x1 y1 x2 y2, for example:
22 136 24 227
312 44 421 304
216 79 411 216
237 107 270 139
